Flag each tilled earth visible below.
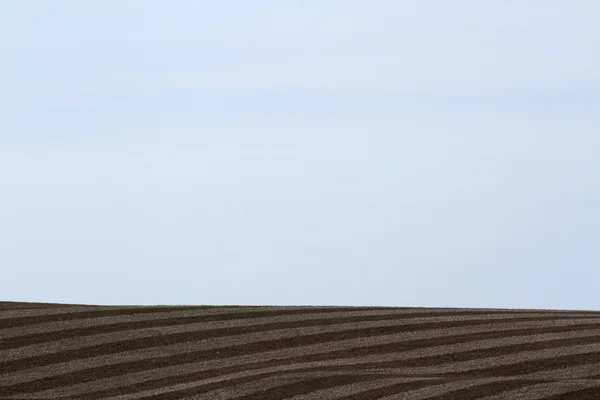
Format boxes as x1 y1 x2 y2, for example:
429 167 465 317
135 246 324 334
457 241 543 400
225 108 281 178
1 301 600 399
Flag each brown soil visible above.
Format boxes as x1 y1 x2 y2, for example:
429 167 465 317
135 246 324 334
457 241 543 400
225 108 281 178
1 301 600 399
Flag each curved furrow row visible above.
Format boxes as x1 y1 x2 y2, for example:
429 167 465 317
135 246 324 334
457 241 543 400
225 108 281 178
4 307 569 347
0 306 129 322
2 308 545 351
7 336 600 398
0 301 79 311
0 308 420 351
0 306 433 342
11 321 600 395
141 373 387 400
0 306 277 340
272 377 437 400
0 305 211 326
107 371 403 400
386 379 545 400
2 314 597 388
1 302 600 399
0 306 381 334
123 376 539 400
2 311 589 367
475 380 600 400
521 363 600 380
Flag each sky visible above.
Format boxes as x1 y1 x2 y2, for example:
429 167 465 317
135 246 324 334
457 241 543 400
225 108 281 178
1 1 599 310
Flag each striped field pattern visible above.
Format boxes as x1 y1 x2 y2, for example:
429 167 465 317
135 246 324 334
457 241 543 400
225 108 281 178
2 302 600 399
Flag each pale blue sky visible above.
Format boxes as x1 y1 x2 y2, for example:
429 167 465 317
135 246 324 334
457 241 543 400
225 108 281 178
1 1 599 310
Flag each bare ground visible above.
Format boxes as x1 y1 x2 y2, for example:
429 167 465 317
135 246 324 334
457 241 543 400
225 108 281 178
1 301 600 399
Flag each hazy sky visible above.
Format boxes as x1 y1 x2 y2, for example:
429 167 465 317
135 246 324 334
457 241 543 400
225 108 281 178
1 1 599 310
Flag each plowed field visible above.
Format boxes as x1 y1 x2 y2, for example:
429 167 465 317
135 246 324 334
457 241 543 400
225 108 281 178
2 301 600 399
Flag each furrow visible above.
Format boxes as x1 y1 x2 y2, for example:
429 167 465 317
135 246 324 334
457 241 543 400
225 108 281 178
0 302 79 311
280 377 436 400
1 312 581 365
376 378 518 400
3 307 596 340
378 333 600 368
329 379 447 400
4 304 600 400
543 385 600 399
93 372 399 400
178 374 376 400
477 380 600 399
0 306 263 340
1 315 594 387
423 379 547 400
0 306 129 321
0 308 426 359
520 363 600 380
11 321 600 399
393 343 600 376
0 306 202 328
0 306 389 345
